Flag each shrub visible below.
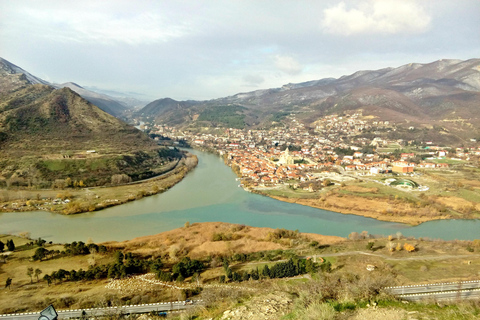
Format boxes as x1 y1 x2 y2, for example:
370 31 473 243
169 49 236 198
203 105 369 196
404 243 416 252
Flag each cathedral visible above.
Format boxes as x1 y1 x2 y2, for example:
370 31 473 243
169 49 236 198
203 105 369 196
278 147 294 165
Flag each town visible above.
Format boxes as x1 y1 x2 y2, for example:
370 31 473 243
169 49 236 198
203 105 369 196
139 112 478 193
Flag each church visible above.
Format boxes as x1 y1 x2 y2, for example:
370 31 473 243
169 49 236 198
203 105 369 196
278 147 294 165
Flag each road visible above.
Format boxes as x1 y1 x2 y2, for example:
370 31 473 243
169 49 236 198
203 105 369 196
386 280 480 301
0 300 200 319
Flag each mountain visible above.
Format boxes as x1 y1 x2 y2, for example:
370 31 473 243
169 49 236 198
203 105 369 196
0 57 143 118
56 82 131 118
0 58 182 188
136 58 480 140
0 57 50 86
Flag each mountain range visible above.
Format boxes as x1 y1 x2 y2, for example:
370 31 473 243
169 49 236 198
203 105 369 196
0 58 145 118
135 58 480 142
0 57 180 188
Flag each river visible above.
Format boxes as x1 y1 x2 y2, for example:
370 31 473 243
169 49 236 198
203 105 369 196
0 148 478 243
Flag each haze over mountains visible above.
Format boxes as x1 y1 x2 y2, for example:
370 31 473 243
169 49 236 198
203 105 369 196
136 58 480 142
0 57 180 187
0 58 144 119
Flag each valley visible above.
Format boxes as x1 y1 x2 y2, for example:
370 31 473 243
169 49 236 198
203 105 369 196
1 57 480 319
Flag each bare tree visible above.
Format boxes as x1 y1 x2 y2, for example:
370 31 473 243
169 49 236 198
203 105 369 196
35 268 42 282
27 267 34 283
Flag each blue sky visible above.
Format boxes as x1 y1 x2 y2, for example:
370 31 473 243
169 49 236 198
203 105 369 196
1 0 479 101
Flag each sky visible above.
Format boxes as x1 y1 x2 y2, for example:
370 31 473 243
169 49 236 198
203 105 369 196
1 0 479 101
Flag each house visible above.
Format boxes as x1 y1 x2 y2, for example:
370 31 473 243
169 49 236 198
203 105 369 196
392 165 414 173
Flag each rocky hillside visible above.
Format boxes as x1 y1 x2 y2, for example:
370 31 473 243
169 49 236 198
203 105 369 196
56 82 131 118
0 58 183 188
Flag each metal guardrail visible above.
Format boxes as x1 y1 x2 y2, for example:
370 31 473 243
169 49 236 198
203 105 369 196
0 300 203 318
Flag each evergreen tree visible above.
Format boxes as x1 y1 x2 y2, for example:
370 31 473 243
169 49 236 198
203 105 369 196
43 274 52 286
226 267 233 280
5 277 12 289
6 239 15 251
262 265 271 278
114 251 124 264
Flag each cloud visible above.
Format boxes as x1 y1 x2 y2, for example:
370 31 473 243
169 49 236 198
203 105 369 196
21 7 190 45
322 1 431 36
274 55 303 75
243 74 265 86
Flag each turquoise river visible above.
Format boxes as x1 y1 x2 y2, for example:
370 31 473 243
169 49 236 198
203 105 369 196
0 148 478 243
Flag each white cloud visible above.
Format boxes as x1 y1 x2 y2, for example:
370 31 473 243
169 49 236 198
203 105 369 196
21 7 190 45
322 1 431 36
274 55 303 75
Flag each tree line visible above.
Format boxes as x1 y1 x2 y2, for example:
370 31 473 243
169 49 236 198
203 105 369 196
0 239 15 252
42 251 162 285
219 257 330 283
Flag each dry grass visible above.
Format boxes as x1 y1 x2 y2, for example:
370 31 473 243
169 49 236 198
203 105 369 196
106 222 344 260
1 223 478 316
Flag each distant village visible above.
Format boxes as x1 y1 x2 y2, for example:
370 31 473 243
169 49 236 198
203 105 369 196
140 112 480 189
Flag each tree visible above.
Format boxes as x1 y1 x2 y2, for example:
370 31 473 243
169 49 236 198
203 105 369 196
366 241 375 251
386 242 395 252
0 240 4 253
262 265 271 278
348 232 360 240
404 243 416 252
114 251 124 264
43 274 52 286
6 239 15 251
35 268 42 282
27 267 34 283
5 277 12 289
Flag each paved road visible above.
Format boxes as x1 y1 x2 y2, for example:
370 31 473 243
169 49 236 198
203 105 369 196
399 289 480 302
386 280 480 301
387 280 480 295
0 300 200 319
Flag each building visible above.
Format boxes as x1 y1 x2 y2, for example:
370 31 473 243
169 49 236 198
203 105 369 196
392 165 414 173
278 147 294 165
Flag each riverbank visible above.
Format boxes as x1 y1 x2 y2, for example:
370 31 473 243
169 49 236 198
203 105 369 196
0 153 198 215
264 193 450 226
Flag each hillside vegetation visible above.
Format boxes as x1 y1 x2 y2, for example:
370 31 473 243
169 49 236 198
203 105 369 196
0 58 186 190
1 223 479 319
